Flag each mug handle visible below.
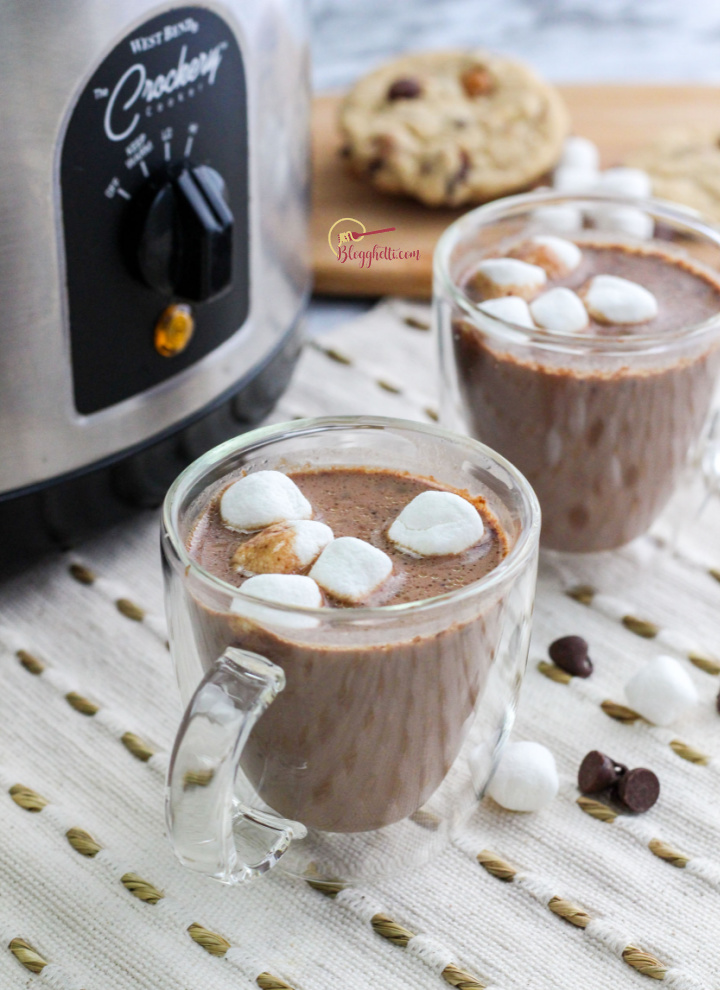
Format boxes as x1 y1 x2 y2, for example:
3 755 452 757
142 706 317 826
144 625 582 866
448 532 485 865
701 408 720 499
165 647 306 883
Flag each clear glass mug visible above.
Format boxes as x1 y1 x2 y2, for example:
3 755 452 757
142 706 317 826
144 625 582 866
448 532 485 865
161 416 540 884
435 192 720 552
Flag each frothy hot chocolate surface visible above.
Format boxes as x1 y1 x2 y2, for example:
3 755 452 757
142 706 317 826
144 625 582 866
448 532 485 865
188 468 508 605
464 241 720 335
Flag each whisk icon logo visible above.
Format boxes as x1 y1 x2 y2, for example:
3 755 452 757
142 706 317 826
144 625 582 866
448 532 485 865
327 217 419 268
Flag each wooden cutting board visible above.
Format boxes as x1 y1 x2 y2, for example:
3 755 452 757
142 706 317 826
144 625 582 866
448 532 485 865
312 85 720 298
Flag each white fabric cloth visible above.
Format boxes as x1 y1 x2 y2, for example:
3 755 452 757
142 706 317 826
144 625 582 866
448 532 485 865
0 300 718 989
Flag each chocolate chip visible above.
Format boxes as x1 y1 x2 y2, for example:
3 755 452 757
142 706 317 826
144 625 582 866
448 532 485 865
548 635 593 677
387 78 422 101
578 750 619 793
616 767 660 813
716 686 720 714
461 66 494 98
446 149 471 195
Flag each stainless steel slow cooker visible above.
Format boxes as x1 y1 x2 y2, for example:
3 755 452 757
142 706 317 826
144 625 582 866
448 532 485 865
0 1 310 564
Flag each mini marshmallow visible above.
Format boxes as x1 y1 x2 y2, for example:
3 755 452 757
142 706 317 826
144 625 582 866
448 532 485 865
469 258 546 301
309 537 393 604
220 471 312 532
592 205 654 240
232 574 323 630
530 204 584 235
509 235 582 278
624 655 698 726
560 135 600 171
487 741 559 812
530 287 589 333
478 296 535 328
387 490 484 556
597 166 652 198
552 164 599 194
580 274 658 325
231 520 334 576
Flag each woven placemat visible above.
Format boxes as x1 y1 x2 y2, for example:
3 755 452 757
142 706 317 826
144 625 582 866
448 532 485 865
0 300 718 989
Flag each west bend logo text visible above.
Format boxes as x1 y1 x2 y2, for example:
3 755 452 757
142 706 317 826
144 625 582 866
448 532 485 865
103 40 227 142
328 218 420 269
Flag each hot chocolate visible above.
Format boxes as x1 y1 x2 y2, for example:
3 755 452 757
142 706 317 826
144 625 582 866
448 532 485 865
453 240 720 551
190 468 507 604
184 468 509 831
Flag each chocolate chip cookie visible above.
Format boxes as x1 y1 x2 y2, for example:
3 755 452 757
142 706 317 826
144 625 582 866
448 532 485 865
627 127 720 223
339 50 569 207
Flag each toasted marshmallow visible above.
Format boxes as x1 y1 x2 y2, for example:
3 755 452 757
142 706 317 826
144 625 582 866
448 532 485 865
530 288 589 333
580 274 658 325
231 520 334 576
530 204 584 235
220 471 312 532
470 258 546 301
388 490 484 557
478 296 535 328
309 537 392 604
509 235 582 278
624 655 698 726
597 166 652 198
487 741 559 812
551 165 599 194
232 574 323 630
560 135 600 171
592 205 654 240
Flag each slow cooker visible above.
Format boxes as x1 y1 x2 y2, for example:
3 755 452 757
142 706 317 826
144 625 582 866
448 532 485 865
0 1 310 566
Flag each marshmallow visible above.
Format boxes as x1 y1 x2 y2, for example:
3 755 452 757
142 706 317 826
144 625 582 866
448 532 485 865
580 274 658 325
530 204 584 235
469 258 546 301
560 135 600 171
309 537 393 604
231 520 334 576
487 741 559 812
478 296 535 328
509 235 582 278
388 490 484 556
220 471 312 532
530 287 589 333
592 205 654 240
596 166 652 199
624 655 698 726
552 164 599 194
232 574 323 630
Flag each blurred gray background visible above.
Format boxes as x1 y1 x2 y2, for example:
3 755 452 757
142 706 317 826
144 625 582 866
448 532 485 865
310 0 720 90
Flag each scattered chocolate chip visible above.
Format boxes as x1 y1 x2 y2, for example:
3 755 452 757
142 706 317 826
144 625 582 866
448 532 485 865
366 157 384 174
578 750 620 793
339 144 351 158
548 635 593 677
616 767 660 813
461 66 494 98
716 686 720 714
387 78 422 101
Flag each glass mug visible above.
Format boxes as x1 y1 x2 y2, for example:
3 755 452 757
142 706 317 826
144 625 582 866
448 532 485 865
162 416 540 884
435 192 720 552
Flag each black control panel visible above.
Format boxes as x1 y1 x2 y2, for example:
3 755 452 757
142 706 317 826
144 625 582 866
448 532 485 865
60 7 249 414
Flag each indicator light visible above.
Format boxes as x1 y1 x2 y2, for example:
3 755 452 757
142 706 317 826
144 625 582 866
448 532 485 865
154 303 194 357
